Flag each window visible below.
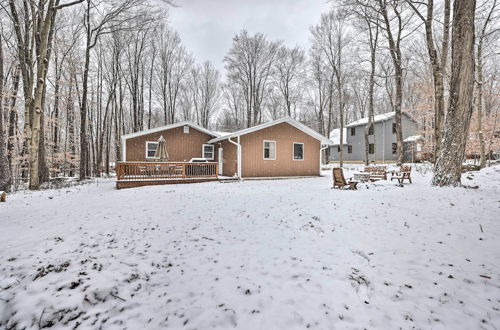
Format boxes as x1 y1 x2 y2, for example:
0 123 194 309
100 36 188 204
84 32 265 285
368 125 374 135
337 146 341 152
263 140 276 160
416 143 422 152
293 143 304 160
350 127 356 136
348 145 352 154
202 144 214 160
369 143 375 154
183 125 189 134
146 141 158 159
392 123 397 134
392 143 397 154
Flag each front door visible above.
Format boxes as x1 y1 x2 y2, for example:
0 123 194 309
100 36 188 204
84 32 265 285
218 148 223 175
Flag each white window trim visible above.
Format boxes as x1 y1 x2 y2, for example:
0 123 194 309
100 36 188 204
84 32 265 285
183 125 189 134
145 141 159 159
292 142 304 161
263 140 276 160
202 144 214 160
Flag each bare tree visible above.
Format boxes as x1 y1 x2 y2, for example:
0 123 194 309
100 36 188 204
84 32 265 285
377 0 415 165
0 33 12 192
189 61 221 128
474 0 499 168
154 25 193 125
311 9 352 167
407 0 451 159
79 0 146 180
224 30 280 127
432 0 476 186
7 0 84 189
349 0 380 165
274 45 305 118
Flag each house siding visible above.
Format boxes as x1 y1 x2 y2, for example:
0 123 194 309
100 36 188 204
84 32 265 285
124 125 216 162
215 139 237 177
238 122 320 177
329 114 418 162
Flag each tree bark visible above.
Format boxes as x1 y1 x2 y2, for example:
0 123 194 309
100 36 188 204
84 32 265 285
0 35 12 192
379 0 405 165
432 0 476 186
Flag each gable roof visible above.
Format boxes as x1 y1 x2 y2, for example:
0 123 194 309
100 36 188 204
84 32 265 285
329 128 348 146
345 111 416 128
346 112 396 128
121 121 219 140
208 117 333 145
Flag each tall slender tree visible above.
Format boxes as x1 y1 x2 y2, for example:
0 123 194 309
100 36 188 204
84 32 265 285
433 0 476 186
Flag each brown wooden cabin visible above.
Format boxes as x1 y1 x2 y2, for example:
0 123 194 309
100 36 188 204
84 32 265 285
209 118 333 178
117 118 333 188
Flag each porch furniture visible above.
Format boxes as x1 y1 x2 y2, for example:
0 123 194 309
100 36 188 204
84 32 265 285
391 165 412 184
116 161 219 188
363 165 388 180
353 172 371 183
332 168 358 190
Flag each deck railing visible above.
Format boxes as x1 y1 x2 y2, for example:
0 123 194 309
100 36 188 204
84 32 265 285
116 161 218 181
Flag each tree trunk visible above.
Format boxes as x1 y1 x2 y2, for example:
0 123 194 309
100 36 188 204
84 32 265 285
0 35 12 192
79 3 92 181
7 65 20 171
476 39 486 169
432 0 476 186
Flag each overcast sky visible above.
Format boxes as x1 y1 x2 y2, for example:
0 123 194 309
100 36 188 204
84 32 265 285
169 0 331 73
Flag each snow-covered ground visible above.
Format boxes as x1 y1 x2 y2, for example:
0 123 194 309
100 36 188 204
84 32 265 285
1 166 499 329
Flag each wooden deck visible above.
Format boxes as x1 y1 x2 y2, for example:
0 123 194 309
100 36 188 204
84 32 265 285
116 161 228 189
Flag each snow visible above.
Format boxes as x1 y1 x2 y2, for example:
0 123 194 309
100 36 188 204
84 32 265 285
1 166 500 329
214 131 232 137
404 135 424 142
346 111 396 128
329 128 348 146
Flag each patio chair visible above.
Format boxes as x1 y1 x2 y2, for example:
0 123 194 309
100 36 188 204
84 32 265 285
332 168 358 190
391 165 412 184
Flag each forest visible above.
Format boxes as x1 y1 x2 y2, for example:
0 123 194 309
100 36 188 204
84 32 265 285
0 0 499 191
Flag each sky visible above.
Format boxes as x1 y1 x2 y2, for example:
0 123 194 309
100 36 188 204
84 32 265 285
168 0 331 74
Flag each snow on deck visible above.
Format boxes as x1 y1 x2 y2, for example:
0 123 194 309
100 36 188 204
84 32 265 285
1 166 499 329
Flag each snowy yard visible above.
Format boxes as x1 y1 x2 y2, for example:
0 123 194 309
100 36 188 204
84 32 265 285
1 166 499 330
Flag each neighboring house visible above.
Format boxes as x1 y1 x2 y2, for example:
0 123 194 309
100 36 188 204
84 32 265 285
403 135 426 163
120 117 333 179
329 112 418 162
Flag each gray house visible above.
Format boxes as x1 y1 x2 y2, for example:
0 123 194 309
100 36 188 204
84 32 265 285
329 112 418 162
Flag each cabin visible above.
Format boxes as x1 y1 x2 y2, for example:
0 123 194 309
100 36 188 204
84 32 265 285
328 112 418 163
116 118 333 188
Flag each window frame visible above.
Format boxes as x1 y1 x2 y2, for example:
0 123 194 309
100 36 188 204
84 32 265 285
263 140 277 160
145 141 159 159
369 143 375 154
292 142 304 161
392 143 397 154
392 123 397 134
350 127 356 136
202 144 215 160
348 145 353 154
183 125 190 134
368 125 374 135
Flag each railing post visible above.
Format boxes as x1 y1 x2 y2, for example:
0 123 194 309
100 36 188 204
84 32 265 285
182 164 186 179
215 162 218 179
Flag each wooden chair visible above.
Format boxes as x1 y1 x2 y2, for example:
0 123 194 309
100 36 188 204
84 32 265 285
332 168 358 190
391 165 412 184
